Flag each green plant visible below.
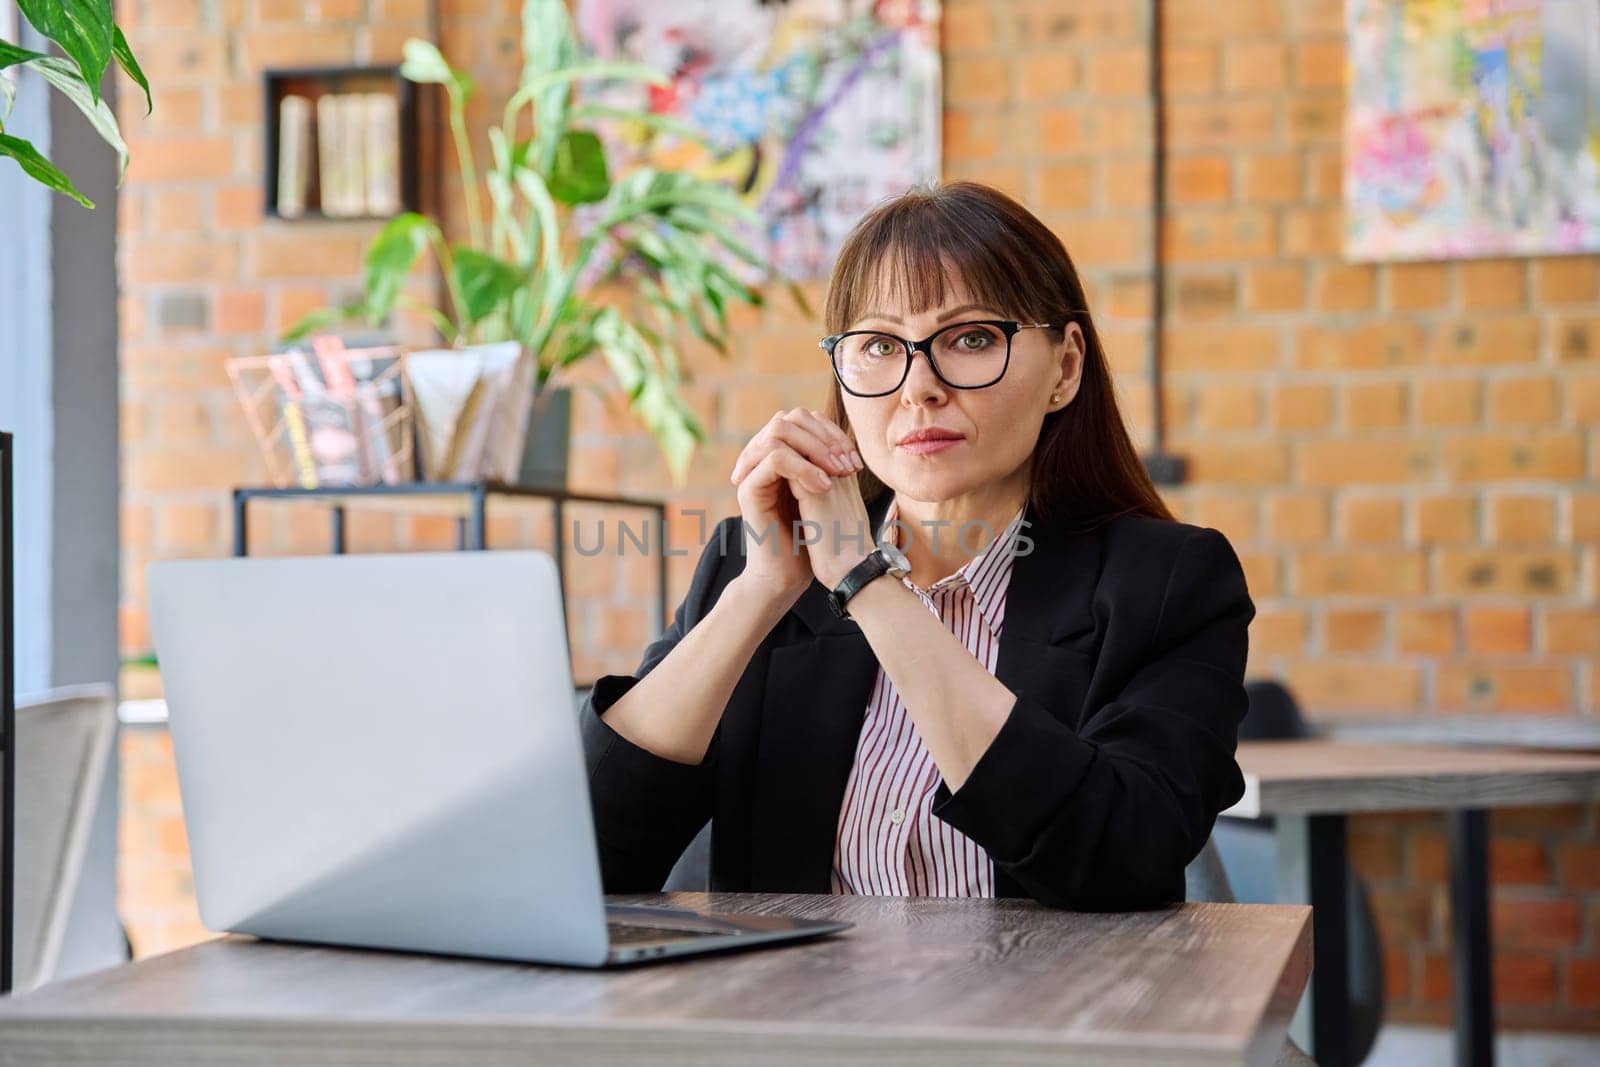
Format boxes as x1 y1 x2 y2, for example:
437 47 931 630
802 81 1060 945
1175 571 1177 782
286 0 807 483
0 1 150 207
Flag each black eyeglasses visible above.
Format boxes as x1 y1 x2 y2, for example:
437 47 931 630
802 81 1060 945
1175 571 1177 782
819 320 1056 397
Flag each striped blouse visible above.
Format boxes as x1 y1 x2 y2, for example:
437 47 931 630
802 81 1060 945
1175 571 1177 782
829 499 1028 897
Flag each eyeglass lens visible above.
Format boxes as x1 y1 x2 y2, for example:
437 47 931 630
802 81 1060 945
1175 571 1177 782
833 321 1009 394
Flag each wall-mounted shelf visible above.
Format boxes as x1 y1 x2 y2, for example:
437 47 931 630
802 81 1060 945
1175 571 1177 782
263 66 420 223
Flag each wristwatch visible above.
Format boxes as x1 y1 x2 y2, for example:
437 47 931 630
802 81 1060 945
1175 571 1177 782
825 542 912 620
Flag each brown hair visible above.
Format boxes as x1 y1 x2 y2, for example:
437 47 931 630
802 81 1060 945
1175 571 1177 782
821 180 1175 531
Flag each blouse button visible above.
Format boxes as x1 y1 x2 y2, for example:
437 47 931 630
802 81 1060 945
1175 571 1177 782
889 808 906 825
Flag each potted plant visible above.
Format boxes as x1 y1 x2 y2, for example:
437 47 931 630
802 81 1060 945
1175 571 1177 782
0 0 151 207
285 0 807 485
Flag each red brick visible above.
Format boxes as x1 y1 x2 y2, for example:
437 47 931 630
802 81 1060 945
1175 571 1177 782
1488 839 1551 887
1250 608 1308 656
1293 551 1427 596
1491 899 1581 950
1167 99 1278 148
1293 38 1345 89
1324 609 1384 653
1085 46 1147 96
1557 843 1600 891
1415 377 1481 427
1396 609 1455 655
1240 152 1302 204
1170 154 1232 204
1038 162 1092 211
1437 665 1574 714
1165 209 1276 262
1167 0 1284 43
1442 433 1585 482
1487 495 1556 544
1297 439 1434 486
1284 660 1424 714
1161 45 1218 93
946 56 1012 105
1296 322 1427 370
1244 265 1305 311
1339 496 1404 544
1460 258 1528 310
1222 42 1288 92
1267 492 1328 544
1387 262 1452 311
1462 606 1532 655
1271 383 1332 431
1016 53 1080 100
1313 262 1378 312
1533 257 1599 304
1432 316 1542 365
124 136 234 182
1491 955 1556 1007
1554 315 1600 364
1342 380 1406 429
1565 957 1600 1010
1543 609 1600 656
1436 550 1577 597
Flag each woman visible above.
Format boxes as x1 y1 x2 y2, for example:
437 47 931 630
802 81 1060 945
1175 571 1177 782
580 180 1255 910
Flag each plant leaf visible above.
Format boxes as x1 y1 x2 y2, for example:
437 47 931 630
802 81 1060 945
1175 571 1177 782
449 247 524 327
112 27 151 115
27 56 127 181
0 132 92 206
17 0 114 103
0 73 14 122
547 128 609 205
364 212 440 324
0 39 49 70
400 38 473 97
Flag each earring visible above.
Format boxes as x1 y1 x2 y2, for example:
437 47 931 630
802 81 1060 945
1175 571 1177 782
1049 393 1060 404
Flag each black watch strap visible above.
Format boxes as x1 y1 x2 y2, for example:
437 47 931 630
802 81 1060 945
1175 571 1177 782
827 549 894 620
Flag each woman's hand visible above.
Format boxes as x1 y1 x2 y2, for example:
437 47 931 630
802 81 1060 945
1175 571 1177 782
729 408 864 605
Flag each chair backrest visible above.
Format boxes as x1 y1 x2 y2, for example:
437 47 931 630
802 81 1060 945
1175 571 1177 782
10 684 117 992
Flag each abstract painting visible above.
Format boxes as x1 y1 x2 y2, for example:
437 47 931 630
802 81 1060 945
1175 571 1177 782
574 0 942 281
1344 0 1600 261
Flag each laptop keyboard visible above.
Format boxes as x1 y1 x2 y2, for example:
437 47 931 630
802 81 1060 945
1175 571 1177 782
607 921 726 946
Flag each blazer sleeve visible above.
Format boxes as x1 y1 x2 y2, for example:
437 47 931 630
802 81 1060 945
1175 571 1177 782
578 515 741 893
930 525 1255 910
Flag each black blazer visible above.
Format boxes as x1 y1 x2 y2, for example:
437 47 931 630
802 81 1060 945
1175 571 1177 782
579 490 1256 910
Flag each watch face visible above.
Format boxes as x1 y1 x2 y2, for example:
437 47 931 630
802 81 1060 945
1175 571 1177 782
877 542 911 576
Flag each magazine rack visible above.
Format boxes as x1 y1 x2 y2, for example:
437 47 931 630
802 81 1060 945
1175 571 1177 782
226 347 415 490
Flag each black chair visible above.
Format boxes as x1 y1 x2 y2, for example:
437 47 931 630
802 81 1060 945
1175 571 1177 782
1212 679 1386 1065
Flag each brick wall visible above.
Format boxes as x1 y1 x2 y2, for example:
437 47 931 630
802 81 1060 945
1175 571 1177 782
114 0 1597 1029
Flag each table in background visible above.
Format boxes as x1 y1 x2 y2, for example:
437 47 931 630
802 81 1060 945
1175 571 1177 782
231 482 671 638
1227 740 1600 1067
0 892 1311 1067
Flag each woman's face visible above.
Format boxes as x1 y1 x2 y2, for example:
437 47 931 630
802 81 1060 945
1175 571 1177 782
838 271 1085 506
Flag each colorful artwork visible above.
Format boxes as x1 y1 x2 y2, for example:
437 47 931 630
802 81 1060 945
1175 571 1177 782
574 0 942 280
1344 0 1600 261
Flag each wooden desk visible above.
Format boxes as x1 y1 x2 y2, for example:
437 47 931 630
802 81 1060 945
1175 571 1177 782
0 892 1312 1067
1226 740 1600 1067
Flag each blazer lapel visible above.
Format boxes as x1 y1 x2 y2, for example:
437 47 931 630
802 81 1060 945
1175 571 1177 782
748 495 1105 894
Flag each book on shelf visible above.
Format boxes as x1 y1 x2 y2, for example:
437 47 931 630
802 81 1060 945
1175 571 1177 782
363 92 402 217
304 90 402 219
276 94 311 219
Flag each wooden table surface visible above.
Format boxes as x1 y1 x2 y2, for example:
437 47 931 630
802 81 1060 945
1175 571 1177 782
1227 739 1600 818
0 892 1312 1067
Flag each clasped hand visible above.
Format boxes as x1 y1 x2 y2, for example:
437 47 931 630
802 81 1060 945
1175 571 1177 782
728 407 877 599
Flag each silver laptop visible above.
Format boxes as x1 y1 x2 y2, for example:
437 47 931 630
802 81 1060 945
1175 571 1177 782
147 551 850 967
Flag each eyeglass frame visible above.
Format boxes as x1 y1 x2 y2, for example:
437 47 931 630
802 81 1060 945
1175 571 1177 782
818 319 1058 397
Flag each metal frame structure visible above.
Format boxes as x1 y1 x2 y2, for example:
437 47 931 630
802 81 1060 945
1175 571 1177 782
230 482 672 685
